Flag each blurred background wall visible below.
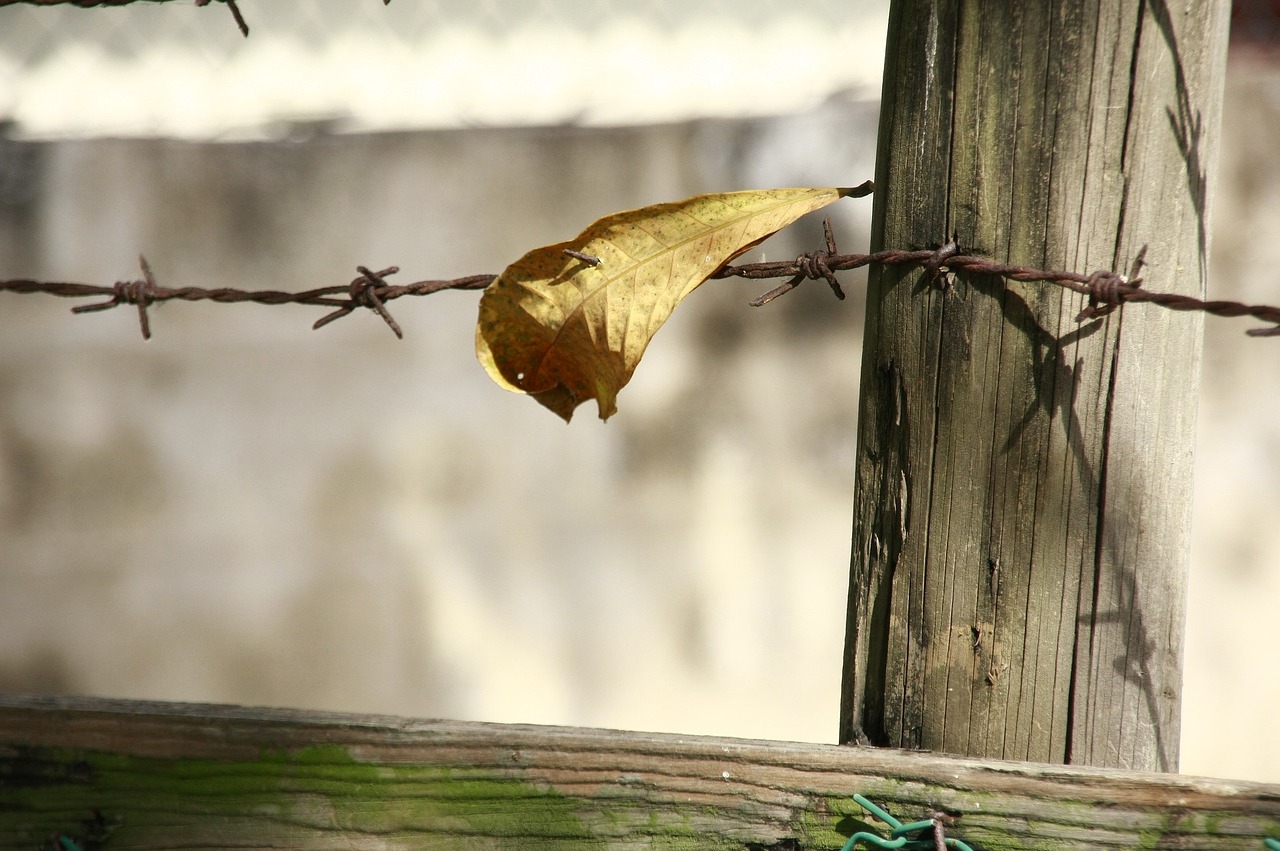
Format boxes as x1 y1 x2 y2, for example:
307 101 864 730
0 0 1277 784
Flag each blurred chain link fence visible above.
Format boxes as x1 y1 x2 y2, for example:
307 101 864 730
0 0 888 138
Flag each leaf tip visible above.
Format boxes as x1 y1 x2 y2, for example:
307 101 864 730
595 381 619 422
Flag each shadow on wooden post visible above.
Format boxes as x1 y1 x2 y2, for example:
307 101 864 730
841 0 1230 772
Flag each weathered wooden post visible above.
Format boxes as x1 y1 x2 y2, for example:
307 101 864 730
841 1 1230 771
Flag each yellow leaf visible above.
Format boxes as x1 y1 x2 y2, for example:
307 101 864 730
476 187 851 422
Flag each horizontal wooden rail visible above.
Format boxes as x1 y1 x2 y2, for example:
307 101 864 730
1 695 1278 849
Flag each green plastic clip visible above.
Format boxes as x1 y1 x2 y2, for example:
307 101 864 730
841 794 975 851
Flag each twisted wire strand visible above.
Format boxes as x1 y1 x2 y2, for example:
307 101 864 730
3 240 1277 339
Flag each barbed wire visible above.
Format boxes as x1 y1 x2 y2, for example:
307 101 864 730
4 8 1270 335
0 258 494 340
713 223 1280 337
0 0 252 36
0 0 223 4
4 224 1278 340
0 0 393 37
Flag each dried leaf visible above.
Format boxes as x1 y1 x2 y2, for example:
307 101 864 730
476 187 850 422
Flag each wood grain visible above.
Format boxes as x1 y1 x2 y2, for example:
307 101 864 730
842 0 1230 772
2 695 1279 849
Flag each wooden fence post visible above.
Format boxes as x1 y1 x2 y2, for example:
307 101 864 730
840 1 1229 772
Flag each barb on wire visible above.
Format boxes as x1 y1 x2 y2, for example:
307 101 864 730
1 257 496 341
194 0 247 37
0 0 251 36
751 215 846 306
562 249 603 268
3 216 1280 340
69 254 158 339
314 265 404 338
712 222 1280 338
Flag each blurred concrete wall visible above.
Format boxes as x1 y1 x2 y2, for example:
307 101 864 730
1181 56 1280 784
0 1 888 136
2 69 1279 784
0 98 878 746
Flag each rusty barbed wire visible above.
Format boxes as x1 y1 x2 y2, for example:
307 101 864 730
0 0 394 36
0 258 495 340
3 220 1279 340
0 0 250 36
193 0 247 37
714 226 1280 338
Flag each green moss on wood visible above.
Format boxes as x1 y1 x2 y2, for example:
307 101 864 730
6 736 1276 850
1 744 605 850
